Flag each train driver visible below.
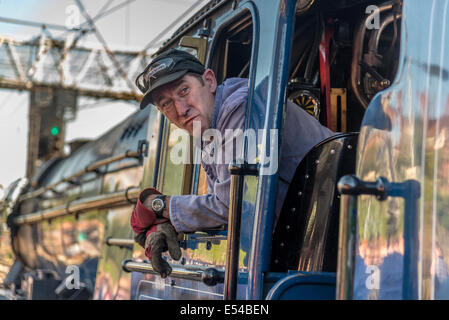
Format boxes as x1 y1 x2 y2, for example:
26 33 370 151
131 48 334 277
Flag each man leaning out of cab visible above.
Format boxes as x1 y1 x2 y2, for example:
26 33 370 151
130 48 334 277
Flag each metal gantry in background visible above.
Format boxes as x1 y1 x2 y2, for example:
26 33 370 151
0 0 208 178
0 35 149 100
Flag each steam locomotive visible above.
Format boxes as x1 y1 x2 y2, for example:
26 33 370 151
2 0 446 300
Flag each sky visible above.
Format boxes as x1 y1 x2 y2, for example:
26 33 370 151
0 0 208 194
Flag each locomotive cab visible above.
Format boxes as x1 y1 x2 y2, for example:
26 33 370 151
127 0 402 300
0 0 404 300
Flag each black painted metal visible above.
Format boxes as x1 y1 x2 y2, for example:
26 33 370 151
270 132 358 273
202 268 225 287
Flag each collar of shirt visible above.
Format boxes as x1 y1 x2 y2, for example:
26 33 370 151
211 83 223 129
199 83 223 152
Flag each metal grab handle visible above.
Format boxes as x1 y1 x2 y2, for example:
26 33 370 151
105 237 134 249
122 259 225 286
338 175 420 200
14 187 140 225
224 166 244 300
224 162 258 300
19 148 143 202
336 175 420 300
338 175 390 200
336 184 357 300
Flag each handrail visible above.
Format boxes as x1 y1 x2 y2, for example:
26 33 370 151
224 162 258 300
14 187 140 225
106 237 135 248
336 179 358 300
122 259 225 287
19 149 142 202
337 175 420 300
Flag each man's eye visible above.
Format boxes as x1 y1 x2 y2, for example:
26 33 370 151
161 99 170 106
180 87 189 95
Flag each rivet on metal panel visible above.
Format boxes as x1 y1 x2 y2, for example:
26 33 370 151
347 145 353 150
291 207 296 212
298 191 302 196
315 159 320 164
330 149 336 154
286 225 290 230
199 19 210 37
305 174 309 179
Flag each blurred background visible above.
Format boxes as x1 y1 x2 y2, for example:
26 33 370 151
0 0 209 197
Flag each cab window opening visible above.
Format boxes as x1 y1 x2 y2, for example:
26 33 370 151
269 0 403 274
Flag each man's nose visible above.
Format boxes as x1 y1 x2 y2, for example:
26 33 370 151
174 98 190 117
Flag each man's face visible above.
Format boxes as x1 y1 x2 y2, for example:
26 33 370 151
152 70 217 135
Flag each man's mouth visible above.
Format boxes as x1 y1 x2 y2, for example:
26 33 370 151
184 115 198 126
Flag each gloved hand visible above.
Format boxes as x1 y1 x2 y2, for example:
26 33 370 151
130 188 162 235
130 188 182 278
144 221 182 278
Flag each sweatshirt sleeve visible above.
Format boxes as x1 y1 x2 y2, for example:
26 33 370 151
168 86 248 233
169 166 231 232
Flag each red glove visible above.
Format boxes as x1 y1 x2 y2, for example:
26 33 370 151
130 188 163 235
131 188 181 278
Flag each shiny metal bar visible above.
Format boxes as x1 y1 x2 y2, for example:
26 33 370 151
369 13 402 53
106 238 135 248
336 192 357 300
224 170 244 300
122 260 225 285
14 187 140 225
224 162 258 300
20 150 140 201
85 150 139 172
122 260 202 281
400 180 420 300
336 175 421 299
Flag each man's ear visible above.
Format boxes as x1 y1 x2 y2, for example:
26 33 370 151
202 69 217 93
